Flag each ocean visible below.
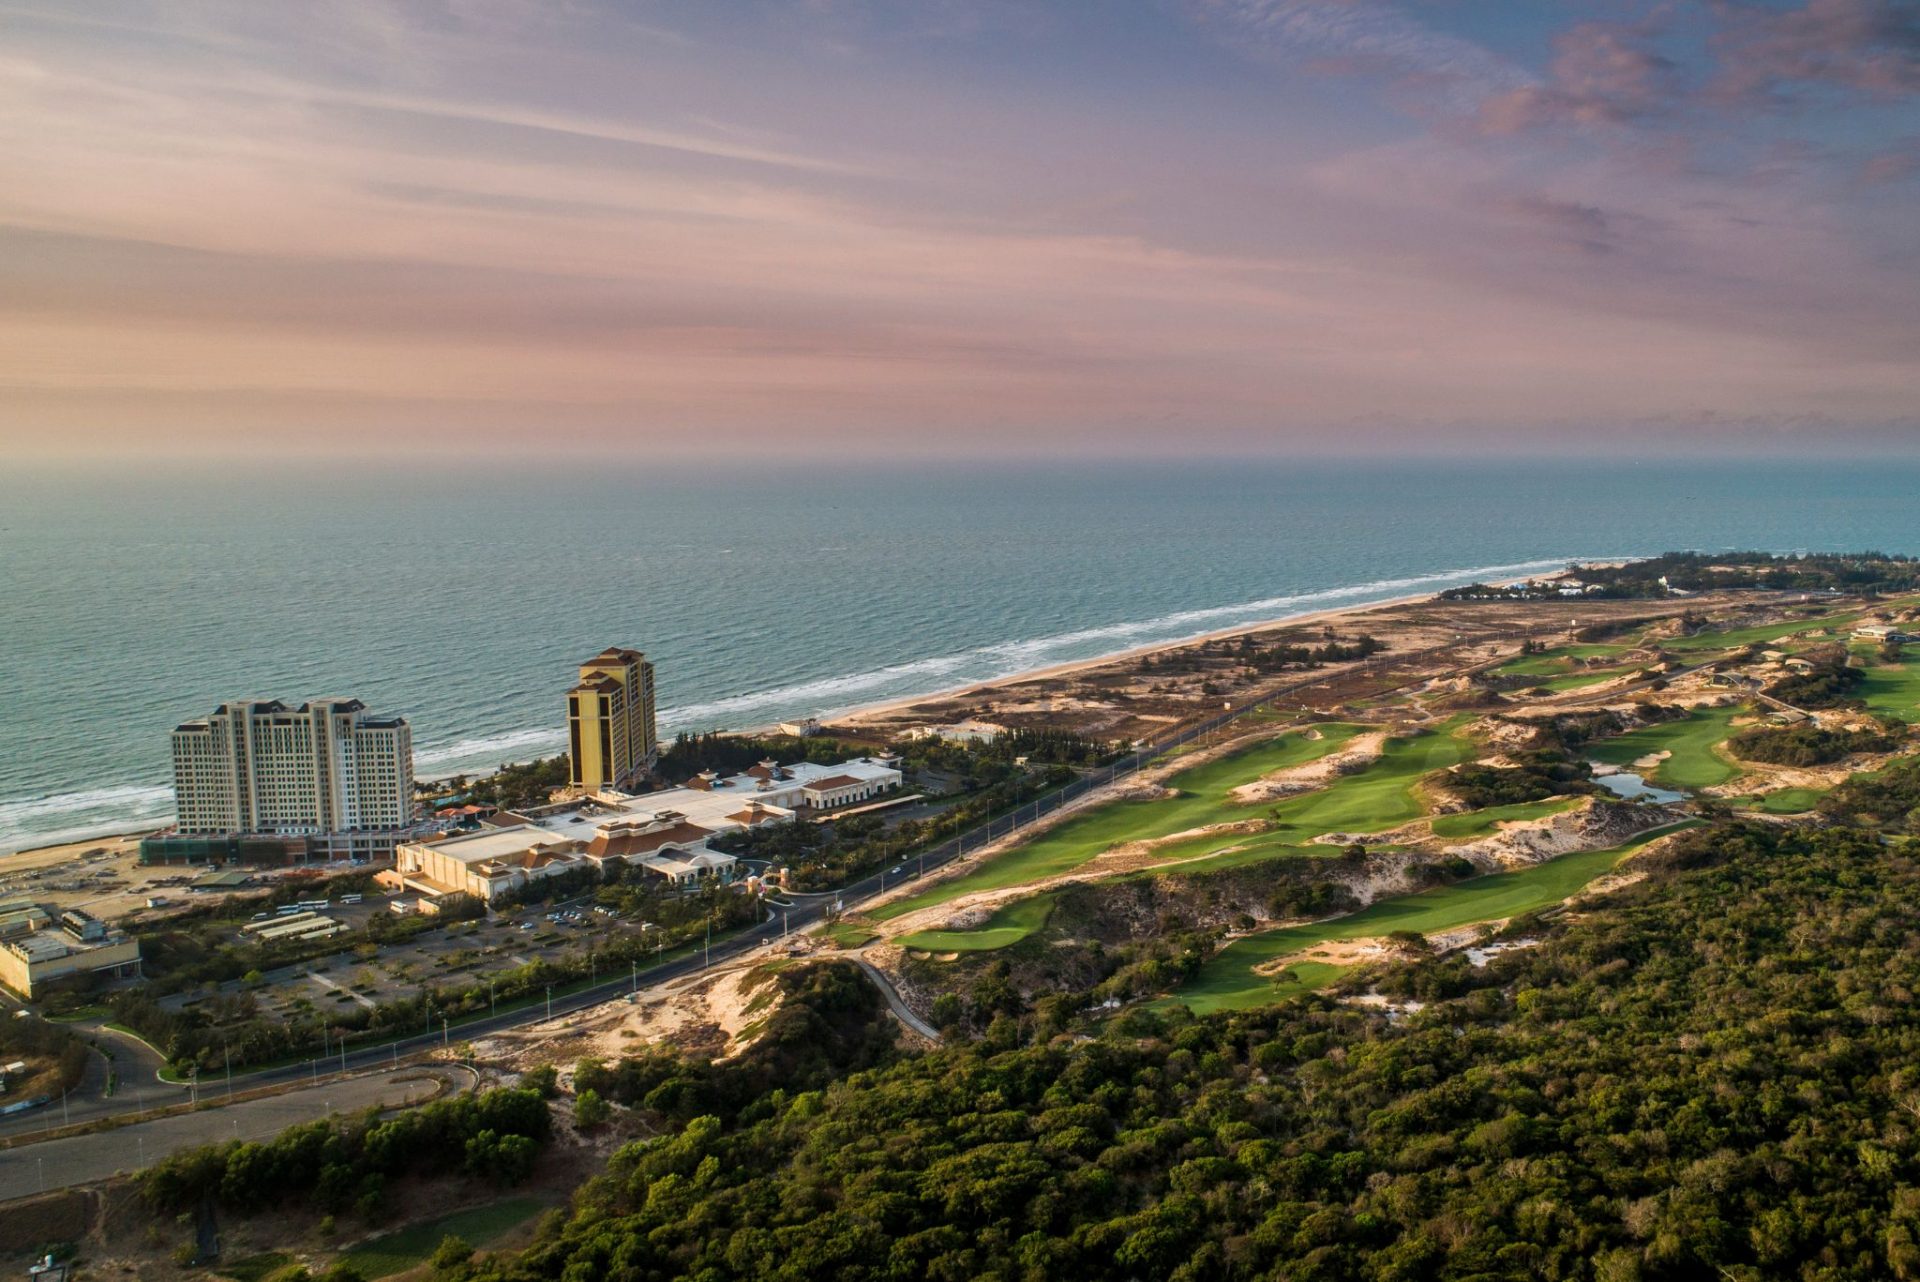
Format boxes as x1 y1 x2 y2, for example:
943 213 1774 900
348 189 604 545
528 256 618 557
2 455 1915 853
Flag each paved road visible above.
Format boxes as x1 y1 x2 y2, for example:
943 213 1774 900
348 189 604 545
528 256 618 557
0 1025 189 1143
849 957 942 1041
0 1070 445 1202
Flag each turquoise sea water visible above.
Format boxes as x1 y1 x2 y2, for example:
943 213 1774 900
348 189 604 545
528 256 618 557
2 456 1915 852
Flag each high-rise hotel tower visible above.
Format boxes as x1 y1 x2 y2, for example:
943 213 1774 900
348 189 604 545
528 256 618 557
169 699 413 853
568 648 658 793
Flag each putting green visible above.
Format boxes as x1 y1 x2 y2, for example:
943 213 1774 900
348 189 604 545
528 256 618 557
1732 787 1826 815
1493 644 1630 677
1429 795 1581 839
1585 705 1743 789
871 725 1365 922
1166 823 1691 1014
896 895 1056 951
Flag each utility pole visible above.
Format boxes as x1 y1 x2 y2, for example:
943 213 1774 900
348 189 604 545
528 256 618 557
545 986 553 1021
224 1043 232 1098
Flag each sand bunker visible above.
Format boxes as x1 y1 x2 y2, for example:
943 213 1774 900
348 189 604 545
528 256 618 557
1230 731 1387 804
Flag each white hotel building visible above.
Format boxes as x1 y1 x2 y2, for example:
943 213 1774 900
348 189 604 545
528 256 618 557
383 757 903 903
169 699 414 858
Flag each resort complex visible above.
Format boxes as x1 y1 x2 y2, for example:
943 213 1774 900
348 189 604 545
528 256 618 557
382 756 903 903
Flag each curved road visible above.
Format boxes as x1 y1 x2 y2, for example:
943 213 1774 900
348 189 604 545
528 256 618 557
849 956 941 1041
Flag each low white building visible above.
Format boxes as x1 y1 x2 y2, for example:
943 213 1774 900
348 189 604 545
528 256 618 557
903 720 1005 745
383 757 903 903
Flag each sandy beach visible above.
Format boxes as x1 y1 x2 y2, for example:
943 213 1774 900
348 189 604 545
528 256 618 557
804 590 1439 731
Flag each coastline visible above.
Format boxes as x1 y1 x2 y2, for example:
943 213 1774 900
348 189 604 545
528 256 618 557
805 589 1439 732
2 569 1576 860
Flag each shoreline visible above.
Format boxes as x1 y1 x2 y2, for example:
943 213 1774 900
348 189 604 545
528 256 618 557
2 570 1572 860
802 589 1439 732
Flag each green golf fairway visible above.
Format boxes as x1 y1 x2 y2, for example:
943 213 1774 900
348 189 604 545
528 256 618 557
1735 787 1825 815
1167 823 1690 1014
882 721 1472 951
1494 644 1630 677
896 895 1056 951
1430 795 1582 839
1859 656 1920 723
1585 705 1743 789
1527 668 1635 693
1111 718 1478 872
871 724 1365 922
1662 613 1860 653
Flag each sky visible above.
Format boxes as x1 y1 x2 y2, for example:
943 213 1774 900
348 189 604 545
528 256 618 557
2 0 1918 459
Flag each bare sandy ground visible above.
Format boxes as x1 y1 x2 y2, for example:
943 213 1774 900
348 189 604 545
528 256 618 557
474 945 823 1070
814 591 1438 731
1229 731 1387 804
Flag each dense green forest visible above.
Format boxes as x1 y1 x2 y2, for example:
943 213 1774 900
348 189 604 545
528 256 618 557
1728 723 1897 766
141 1087 551 1219
447 815 1920 1282
1445 751 1598 807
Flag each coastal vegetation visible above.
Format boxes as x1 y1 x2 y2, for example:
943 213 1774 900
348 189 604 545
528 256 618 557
1764 645 1867 708
1821 755 1920 832
445 756 570 812
454 817 1920 1282
140 1088 552 1218
1443 753 1596 808
1726 721 1898 766
654 731 870 781
1444 551 1920 601
97 568 1920 1281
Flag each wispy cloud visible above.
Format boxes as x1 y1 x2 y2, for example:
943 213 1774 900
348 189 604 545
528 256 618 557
1186 0 1535 106
0 0 1915 458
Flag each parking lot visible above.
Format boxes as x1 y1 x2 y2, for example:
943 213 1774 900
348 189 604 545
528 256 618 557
159 893 688 1027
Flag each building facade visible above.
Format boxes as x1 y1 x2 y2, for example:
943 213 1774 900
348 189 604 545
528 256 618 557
168 699 414 856
568 648 657 793
0 910 141 999
385 756 902 904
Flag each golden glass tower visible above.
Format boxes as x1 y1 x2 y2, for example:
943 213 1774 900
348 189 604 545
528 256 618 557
568 648 657 792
